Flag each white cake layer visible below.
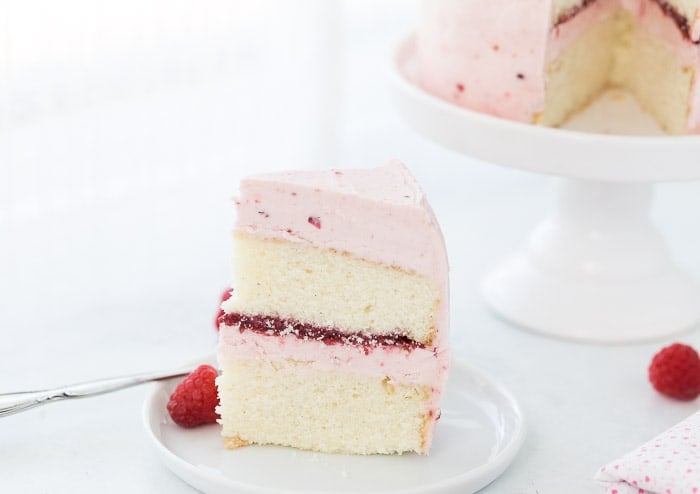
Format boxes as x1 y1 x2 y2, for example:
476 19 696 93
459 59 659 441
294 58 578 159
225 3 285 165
216 357 434 455
614 10 696 134
217 324 450 387
541 10 619 125
223 233 441 346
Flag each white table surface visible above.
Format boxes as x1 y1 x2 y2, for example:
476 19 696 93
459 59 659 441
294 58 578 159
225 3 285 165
3 4 700 492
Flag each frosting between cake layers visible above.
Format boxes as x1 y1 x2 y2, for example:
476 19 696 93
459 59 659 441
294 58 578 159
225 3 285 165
217 324 450 389
622 0 700 59
217 323 450 431
547 0 620 63
555 1 700 41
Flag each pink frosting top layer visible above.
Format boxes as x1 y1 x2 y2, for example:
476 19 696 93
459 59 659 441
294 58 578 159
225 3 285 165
417 0 551 122
417 0 700 132
235 160 448 281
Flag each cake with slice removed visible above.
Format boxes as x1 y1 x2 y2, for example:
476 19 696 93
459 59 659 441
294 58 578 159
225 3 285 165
416 0 700 134
216 160 450 455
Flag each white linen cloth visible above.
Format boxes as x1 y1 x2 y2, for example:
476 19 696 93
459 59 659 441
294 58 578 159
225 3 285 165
596 411 700 494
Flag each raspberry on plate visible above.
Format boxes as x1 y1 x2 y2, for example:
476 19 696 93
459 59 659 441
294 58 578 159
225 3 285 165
648 343 700 401
167 364 220 428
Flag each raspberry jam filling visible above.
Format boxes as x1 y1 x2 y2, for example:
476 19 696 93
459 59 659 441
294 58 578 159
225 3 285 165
219 312 424 352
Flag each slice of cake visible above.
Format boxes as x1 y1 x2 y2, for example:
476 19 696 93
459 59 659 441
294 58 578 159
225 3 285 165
216 160 450 455
416 0 700 134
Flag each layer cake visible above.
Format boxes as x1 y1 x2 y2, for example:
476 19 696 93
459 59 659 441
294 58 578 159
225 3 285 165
216 160 450 455
417 0 700 133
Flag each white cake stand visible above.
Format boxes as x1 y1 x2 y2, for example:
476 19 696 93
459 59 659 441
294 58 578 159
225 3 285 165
390 36 700 343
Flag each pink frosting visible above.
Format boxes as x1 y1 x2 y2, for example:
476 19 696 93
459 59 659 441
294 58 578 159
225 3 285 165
217 325 449 389
621 0 700 64
416 0 551 122
217 324 450 450
417 0 700 132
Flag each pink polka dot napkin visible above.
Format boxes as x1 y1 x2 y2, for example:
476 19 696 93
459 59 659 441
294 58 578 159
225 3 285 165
595 411 700 494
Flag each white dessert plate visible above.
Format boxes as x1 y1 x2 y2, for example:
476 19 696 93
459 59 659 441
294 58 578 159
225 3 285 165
143 358 525 494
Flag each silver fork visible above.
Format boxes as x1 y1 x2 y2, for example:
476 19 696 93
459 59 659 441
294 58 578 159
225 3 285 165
0 366 196 417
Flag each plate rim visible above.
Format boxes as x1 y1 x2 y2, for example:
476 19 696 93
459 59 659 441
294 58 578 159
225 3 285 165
142 358 527 494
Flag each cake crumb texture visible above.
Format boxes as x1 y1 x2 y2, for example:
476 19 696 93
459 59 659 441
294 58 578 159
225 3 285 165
224 232 439 345
216 358 432 455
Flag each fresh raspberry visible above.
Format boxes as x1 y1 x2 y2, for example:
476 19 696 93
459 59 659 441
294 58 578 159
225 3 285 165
214 288 234 331
648 343 700 401
167 364 220 427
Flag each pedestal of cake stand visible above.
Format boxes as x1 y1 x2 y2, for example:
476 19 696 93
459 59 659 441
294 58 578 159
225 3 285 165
391 35 700 343
482 179 700 342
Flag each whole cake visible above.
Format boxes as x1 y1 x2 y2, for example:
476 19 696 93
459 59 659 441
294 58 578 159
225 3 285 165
416 0 700 134
216 160 450 455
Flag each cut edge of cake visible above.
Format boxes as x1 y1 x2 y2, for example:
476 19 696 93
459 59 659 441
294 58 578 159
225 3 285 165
216 160 450 456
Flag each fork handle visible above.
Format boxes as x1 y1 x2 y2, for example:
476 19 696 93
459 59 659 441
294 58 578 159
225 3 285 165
0 366 196 417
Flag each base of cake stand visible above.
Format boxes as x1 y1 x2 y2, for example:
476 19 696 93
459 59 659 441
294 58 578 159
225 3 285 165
390 35 700 343
481 180 700 343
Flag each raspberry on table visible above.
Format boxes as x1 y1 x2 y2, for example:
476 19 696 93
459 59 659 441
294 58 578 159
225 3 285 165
167 364 220 427
214 288 234 331
648 343 700 401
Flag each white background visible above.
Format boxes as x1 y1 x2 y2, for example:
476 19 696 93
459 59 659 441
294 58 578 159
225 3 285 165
2 1 700 492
